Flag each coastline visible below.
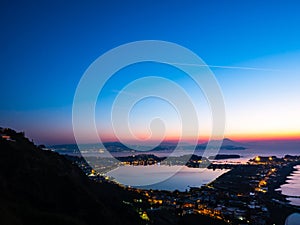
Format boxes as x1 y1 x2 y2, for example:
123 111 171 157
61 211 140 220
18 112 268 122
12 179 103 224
276 165 300 206
267 161 300 201
265 161 300 225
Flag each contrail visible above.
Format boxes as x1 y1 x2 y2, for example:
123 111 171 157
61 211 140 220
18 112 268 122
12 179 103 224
166 62 282 72
206 64 281 72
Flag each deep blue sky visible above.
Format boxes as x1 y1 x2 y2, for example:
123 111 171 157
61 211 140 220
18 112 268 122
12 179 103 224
1 0 300 144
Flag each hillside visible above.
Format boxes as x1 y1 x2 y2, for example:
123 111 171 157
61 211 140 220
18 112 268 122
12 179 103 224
0 128 144 225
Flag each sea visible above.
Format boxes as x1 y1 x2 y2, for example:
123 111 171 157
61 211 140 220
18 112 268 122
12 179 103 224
104 142 300 191
106 147 300 224
52 141 300 203
107 149 300 195
107 165 229 191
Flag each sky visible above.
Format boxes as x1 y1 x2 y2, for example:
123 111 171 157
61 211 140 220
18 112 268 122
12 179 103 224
1 0 300 144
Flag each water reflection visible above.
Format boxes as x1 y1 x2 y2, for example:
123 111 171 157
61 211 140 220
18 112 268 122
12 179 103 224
279 165 300 206
107 165 229 191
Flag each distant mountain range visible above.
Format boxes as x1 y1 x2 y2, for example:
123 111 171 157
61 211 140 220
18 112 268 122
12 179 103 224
49 138 247 154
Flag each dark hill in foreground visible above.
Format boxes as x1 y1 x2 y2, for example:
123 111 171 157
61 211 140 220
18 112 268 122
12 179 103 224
0 128 144 225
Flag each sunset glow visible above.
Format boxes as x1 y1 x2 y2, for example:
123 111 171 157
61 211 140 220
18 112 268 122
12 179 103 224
1 1 300 145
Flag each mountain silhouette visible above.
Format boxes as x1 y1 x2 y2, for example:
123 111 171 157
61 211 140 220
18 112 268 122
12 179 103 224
0 128 144 225
196 138 247 150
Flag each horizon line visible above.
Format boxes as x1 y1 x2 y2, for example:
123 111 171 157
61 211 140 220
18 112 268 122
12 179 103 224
47 136 300 146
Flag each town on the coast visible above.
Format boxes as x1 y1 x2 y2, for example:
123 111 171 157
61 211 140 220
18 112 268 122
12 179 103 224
69 151 300 225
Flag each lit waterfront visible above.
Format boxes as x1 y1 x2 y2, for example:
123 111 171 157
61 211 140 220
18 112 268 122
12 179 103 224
62 144 300 225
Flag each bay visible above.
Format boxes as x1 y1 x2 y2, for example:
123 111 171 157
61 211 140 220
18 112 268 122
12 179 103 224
106 165 229 191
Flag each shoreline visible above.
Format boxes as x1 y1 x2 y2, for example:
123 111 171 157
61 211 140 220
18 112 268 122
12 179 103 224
265 161 300 225
274 165 300 205
267 161 300 199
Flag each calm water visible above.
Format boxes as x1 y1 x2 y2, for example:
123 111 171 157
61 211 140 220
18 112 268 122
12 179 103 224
107 165 229 191
53 142 300 192
105 145 299 191
278 165 300 207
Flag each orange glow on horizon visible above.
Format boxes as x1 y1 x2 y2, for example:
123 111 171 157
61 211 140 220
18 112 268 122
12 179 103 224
226 131 300 141
98 131 300 144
